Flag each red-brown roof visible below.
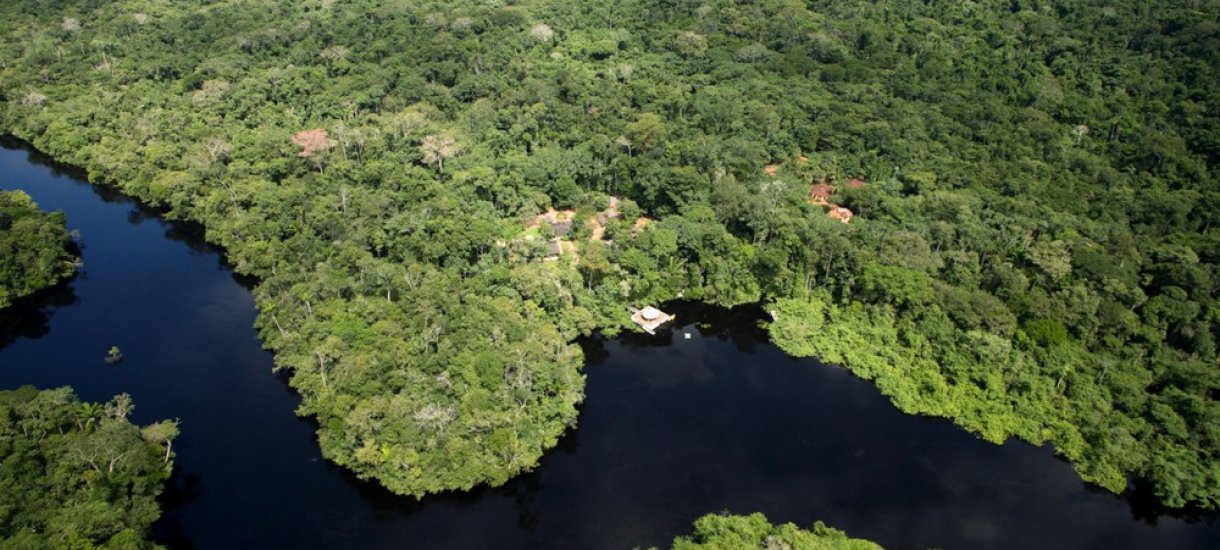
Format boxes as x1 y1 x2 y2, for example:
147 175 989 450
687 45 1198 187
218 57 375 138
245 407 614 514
810 183 835 200
847 178 866 189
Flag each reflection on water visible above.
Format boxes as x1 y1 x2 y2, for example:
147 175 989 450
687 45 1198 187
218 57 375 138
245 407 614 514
1 138 1218 550
0 280 78 353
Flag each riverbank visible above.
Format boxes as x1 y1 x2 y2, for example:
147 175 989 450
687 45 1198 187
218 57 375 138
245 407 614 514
4 137 1218 547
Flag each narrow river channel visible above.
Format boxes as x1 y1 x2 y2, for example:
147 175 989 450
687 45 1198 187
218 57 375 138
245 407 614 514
1 138 1217 549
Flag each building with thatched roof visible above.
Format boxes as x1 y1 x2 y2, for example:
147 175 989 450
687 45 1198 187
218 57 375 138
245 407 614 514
809 183 835 205
630 305 674 334
551 220 573 237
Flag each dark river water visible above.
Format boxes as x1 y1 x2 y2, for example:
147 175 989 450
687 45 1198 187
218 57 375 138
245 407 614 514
1 138 1218 549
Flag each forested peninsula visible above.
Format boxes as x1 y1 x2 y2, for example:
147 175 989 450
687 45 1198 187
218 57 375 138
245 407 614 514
0 386 177 549
1 0 1216 508
0 190 77 308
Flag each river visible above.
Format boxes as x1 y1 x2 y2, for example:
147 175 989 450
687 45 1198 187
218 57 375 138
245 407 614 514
1 138 1217 549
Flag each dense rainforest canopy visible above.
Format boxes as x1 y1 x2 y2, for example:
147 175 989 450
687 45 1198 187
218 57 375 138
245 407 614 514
0 190 77 308
667 512 882 550
1 0 1217 508
0 386 177 549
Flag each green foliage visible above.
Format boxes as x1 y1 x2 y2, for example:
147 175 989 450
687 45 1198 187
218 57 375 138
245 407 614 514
668 512 883 550
0 190 76 308
1024 319 1069 347
0 386 175 549
1 0 1217 508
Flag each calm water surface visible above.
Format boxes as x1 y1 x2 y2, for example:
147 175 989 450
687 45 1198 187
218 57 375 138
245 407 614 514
1 139 1218 549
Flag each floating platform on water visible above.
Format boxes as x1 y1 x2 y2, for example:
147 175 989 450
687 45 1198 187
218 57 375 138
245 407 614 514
630 306 675 335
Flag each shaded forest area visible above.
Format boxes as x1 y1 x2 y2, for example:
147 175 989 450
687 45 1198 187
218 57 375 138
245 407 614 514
1 0 1217 508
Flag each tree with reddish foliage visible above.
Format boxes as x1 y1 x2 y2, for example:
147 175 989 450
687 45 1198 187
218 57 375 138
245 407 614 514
292 128 336 172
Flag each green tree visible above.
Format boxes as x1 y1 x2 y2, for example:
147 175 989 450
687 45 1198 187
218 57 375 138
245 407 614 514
669 512 883 550
0 386 175 549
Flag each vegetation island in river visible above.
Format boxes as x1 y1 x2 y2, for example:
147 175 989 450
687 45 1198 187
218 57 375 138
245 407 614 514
665 512 884 550
1 0 1217 510
0 190 77 309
